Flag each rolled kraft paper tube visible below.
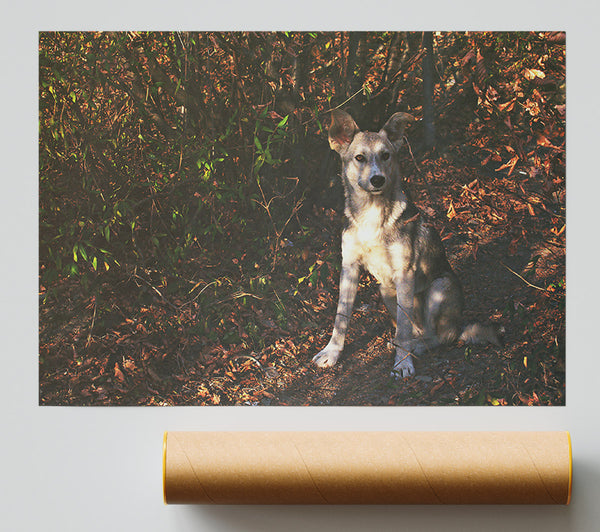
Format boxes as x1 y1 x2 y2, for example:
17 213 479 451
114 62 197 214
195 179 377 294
163 431 572 505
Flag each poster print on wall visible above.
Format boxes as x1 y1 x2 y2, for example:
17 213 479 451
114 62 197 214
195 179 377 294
39 31 565 406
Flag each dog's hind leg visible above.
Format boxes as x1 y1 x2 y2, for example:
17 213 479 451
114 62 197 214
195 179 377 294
423 275 463 348
392 275 463 370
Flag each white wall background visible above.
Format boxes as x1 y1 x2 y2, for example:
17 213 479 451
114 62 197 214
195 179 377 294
2 2 599 530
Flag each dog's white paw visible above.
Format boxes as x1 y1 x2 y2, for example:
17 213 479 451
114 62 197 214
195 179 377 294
312 347 342 368
391 353 415 379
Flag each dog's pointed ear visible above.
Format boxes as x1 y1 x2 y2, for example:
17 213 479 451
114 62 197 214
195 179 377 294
380 112 414 150
328 109 360 153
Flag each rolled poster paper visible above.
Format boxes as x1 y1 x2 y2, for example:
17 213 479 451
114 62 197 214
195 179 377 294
163 431 571 504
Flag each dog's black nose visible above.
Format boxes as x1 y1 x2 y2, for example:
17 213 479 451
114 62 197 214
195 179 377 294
370 175 385 189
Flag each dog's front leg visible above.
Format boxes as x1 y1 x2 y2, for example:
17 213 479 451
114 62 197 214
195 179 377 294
392 272 417 378
313 261 360 368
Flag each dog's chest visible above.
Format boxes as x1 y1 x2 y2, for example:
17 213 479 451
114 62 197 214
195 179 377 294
344 204 403 285
354 203 386 242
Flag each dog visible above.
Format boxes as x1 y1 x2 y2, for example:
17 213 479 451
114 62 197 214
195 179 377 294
312 109 501 378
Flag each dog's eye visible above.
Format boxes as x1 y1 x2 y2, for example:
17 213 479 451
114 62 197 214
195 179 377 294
355 154 365 162
381 152 390 161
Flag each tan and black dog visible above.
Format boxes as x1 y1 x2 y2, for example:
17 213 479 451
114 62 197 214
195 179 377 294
313 110 500 378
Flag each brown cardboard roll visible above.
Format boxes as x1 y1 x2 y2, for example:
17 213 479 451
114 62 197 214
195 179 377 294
163 431 572 505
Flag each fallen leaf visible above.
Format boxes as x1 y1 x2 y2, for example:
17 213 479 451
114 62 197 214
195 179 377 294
522 68 545 80
497 98 516 112
446 201 456 220
114 363 126 384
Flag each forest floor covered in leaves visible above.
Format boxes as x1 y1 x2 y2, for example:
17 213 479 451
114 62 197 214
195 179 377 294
40 149 565 406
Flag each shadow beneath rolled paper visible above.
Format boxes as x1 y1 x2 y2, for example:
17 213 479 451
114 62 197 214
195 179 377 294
184 504 573 532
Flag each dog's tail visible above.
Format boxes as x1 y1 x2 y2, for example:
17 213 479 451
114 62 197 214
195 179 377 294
459 323 505 347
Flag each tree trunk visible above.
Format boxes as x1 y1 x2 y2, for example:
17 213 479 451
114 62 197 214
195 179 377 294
422 31 436 150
